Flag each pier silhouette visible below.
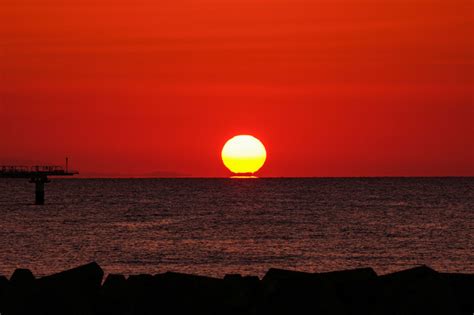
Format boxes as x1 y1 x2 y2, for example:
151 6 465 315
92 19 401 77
0 160 78 205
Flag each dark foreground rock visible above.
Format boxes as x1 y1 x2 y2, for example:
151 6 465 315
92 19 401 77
372 265 463 315
0 276 9 311
97 274 128 315
9 269 35 287
37 261 104 314
0 262 103 315
260 267 377 315
0 263 472 315
1 268 37 315
441 273 474 315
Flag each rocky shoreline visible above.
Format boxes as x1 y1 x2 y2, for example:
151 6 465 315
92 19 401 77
0 262 472 314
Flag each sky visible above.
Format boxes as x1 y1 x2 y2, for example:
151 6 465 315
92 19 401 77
1 0 473 177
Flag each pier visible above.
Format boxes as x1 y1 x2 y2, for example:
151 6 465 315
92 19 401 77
0 163 78 205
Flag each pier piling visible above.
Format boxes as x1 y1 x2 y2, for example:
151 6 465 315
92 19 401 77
30 176 50 205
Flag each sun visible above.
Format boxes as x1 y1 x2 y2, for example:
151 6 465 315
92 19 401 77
221 135 267 174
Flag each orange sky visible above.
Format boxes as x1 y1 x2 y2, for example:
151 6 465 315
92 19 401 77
1 0 473 177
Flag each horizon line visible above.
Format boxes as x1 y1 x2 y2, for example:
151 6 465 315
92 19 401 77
46 175 474 179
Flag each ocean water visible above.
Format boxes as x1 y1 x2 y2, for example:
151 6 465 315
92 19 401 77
0 178 472 278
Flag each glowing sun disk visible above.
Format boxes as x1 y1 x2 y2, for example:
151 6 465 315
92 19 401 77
221 135 267 174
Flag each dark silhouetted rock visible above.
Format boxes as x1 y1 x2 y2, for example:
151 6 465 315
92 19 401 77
39 262 103 288
260 268 378 314
0 275 8 287
103 273 127 292
136 272 232 314
372 265 461 315
1 263 472 315
442 273 474 315
313 268 378 314
262 268 312 283
9 269 35 287
34 262 104 315
0 276 9 312
97 274 128 315
260 268 347 315
261 268 313 302
123 274 155 315
2 269 37 315
223 274 261 314
0 275 8 290
0 275 8 296
224 274 244 281
316 267 377 283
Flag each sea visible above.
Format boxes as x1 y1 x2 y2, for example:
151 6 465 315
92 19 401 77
0 178 472 278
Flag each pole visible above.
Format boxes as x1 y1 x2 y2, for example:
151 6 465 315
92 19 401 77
35 180 45 205
30 176 50 205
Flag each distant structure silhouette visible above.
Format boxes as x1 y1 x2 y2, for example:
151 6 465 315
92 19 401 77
0 158 78 205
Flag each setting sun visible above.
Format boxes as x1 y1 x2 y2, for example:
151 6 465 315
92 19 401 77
222 135 267 174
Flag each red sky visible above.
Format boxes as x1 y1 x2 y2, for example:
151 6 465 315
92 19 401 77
1 0 473 177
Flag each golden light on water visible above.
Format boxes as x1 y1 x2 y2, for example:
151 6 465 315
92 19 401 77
221 135 267 175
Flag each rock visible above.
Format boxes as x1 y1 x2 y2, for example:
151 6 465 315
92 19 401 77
118 271 258 315
1 264 471 315
442 273 474 314
34 262 104 315
39 262 103 288
261 268 313 299
262 268 312 282
0 276 9 312
102 274 127 292
3 263 103 315
315 267 377 283
125 274 155 299
313 268 378 315
37 261 103 292
259 268 377 314
2 269 37 315
152 272 228 314
97 274 128 315
9 269 35 287
0 276 9 293
223 274 261 314
260 268 347 315
224 274 244 281
104 272 233 314
124 274 155 315
0 275 8 286
372 265 461 315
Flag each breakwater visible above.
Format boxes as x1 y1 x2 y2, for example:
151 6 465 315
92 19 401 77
0 262 472 315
